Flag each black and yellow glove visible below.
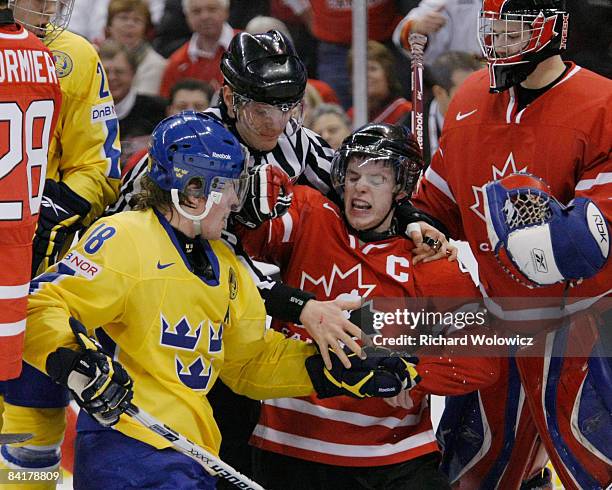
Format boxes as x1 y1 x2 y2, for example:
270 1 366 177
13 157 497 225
306 346 420 399
32 179 92 276
46 318 133 427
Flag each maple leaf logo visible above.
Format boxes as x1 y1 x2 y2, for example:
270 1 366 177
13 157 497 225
300 264 377 300
470 152 528 221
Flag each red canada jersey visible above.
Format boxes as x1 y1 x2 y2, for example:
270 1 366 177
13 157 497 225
413 64 611 313
310 0 401 44
0 22 61 380
238 186 497 466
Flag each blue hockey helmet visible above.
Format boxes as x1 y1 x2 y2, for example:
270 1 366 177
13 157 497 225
148 111 249 213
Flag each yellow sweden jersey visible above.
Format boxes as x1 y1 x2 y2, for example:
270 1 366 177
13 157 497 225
25 209 315 454
47 30 121 222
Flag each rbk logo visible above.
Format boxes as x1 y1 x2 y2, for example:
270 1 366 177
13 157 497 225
160 315 202 350
176 355 212 391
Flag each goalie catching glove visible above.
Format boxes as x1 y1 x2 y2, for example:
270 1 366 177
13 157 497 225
306 345 420 399
484 173 609 287
32 179 92 276
234 163 293 228
46 318 133 427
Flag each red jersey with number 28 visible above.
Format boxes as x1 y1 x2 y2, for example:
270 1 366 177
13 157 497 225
0 21 61 380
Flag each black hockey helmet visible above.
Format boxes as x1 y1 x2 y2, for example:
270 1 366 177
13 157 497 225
479 0 569 92
221 30 307 106
331 123 424 199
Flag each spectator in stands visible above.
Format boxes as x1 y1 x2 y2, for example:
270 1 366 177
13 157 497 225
269 0 318 77
348 41 412 126
159 0 237 98
393 0 481 66
99 40 167 165
305 0 404 109
566 1 612 79
244 15 341 106
302 82 323 128
309 103 352 150
424 51 482 164
167 78 214 114
69 0 109 41
106 0 168 95
152 0 191 57
121 78 215 178
245 14 293 41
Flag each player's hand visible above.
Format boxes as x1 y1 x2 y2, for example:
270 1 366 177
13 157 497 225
383 388 416 410
412 10 447 35
408 222 457 264
306 346 420 399
32 179 91 276
299 297 364 370
234 163 293 228
46 318 133 427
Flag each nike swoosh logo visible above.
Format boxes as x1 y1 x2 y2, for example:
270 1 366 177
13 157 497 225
157 261 175 270
456 109 478 121
323 202 340 218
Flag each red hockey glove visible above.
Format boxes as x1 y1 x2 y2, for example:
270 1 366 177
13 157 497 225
234 163 293 228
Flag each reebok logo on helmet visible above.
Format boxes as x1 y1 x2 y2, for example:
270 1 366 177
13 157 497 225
213 152 231 160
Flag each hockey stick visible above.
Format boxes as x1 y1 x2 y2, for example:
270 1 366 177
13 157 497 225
0 433 33 444
409 33 427 151
125 404 265 490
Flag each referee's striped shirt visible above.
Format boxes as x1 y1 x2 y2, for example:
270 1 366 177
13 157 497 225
107 104 336 323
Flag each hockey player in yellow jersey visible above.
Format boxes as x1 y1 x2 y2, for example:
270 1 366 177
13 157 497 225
20 112 417 488
20 0 121 274
0 1 121 486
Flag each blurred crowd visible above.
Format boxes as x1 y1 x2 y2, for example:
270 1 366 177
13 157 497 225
70 0 610 166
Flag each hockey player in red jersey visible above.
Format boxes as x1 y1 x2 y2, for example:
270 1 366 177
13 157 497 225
0 0 61 380
412 0 611 488
237 123 500 489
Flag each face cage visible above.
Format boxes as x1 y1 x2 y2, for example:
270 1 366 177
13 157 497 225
233 93 304 138
331 149 421 198
9 0 74 44
183 174 249 213
478 10 561 64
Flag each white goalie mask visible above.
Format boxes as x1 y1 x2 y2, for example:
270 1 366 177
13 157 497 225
9 0 74 44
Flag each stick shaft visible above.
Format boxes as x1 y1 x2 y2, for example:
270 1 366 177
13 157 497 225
125 404 265 490
410 33 427 151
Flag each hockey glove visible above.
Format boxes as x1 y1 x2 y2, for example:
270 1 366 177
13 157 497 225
484 173 609 287
46 318 133 427
32 179 92 276
234 163 293 228
395 198 449 239
306 345 420 399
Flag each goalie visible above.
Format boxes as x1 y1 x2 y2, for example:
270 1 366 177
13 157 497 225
412 0 612 487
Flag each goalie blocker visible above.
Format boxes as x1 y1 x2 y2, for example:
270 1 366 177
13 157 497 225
484 173 609 287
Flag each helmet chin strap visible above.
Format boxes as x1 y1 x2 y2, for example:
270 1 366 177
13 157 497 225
171 189 223 237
